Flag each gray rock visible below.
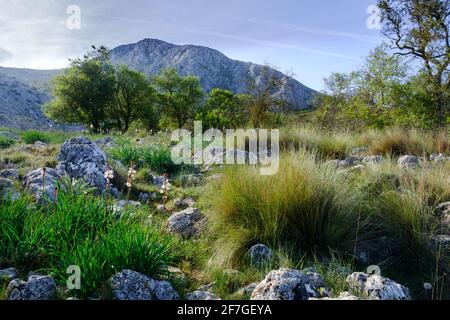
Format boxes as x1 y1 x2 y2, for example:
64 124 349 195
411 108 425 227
173 197 196 209
33 141 48 148
150 173 166 188
0 168 19 180
430 153 448 162
139 192 150 203
0 267 18 281
432 235 450 249
303 271 330 298
397 155 420 169
56 137 108 194
109 270 179 300
247 244 273 266
178 174 202 187
95 137 114 149
346 272 410 300
22 168 60 202
0 177 14 197
250 268 312 300
8 274 56 300
335 159 352 169
167 207 205 238
236 283 259 297
436 202 450 216
186 290 221 300
362 155 383 165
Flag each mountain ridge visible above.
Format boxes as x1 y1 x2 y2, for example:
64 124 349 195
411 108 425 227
0 38 316 130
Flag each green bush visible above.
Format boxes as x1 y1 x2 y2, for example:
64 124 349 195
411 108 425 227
0 136 15 149
21 130 52 144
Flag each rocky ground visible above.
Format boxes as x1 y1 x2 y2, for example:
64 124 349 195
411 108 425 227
0 131 449 300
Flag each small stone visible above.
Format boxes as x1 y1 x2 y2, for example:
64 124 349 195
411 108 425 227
22 168 60 202
109 270 179 300
0 268 18 281
167 207 205 238
236 283 258 297
346 272 410 300
139 192 150 203
247 244 273 266
362 155 383 165
8 275 56 300
432 235 450 249
436 202 450 216
186 290 221 300
251 269 312 300
0 169 19 180
397 155 420 169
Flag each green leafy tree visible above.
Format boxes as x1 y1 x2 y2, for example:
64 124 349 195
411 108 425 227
45 46 116 133
378 0 450 124
111 65 157 133
198 88 247 129
152 68 204 128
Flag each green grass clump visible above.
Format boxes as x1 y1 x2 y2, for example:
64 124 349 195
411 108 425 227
208 151 373 268
110 140 181 175
21 130 52 144
280 127 354 159
363 128 432 157
0 189 174 298
0 136 15 149
141 147 177 174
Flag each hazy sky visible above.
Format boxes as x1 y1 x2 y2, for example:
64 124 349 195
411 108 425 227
0 0 383 90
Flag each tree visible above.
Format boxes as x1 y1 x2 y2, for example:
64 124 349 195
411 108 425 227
357 45 408 106
45 46 116 133
111 65 156 133
152 68 204 128
378 0 450 123
245 65 290 127
198 88 247 129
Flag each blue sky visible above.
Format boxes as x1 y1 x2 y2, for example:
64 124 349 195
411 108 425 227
0 0 383 90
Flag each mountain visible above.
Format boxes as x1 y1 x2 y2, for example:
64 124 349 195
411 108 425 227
110 39 316 109
0 72 54 130
0 38 316 130
0 67 61 95
0 72 75 131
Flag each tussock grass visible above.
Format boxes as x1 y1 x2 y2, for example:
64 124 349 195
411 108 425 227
207 151 373 268
363 128 433 157
279 127 354 159
207 147 449 297
0 136 15 149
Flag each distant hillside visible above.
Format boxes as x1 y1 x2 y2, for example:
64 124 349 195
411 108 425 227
110 39 316 109
0 67 61 95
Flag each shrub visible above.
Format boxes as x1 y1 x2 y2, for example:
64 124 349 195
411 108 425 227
21 130 52 144
0 136 15 149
